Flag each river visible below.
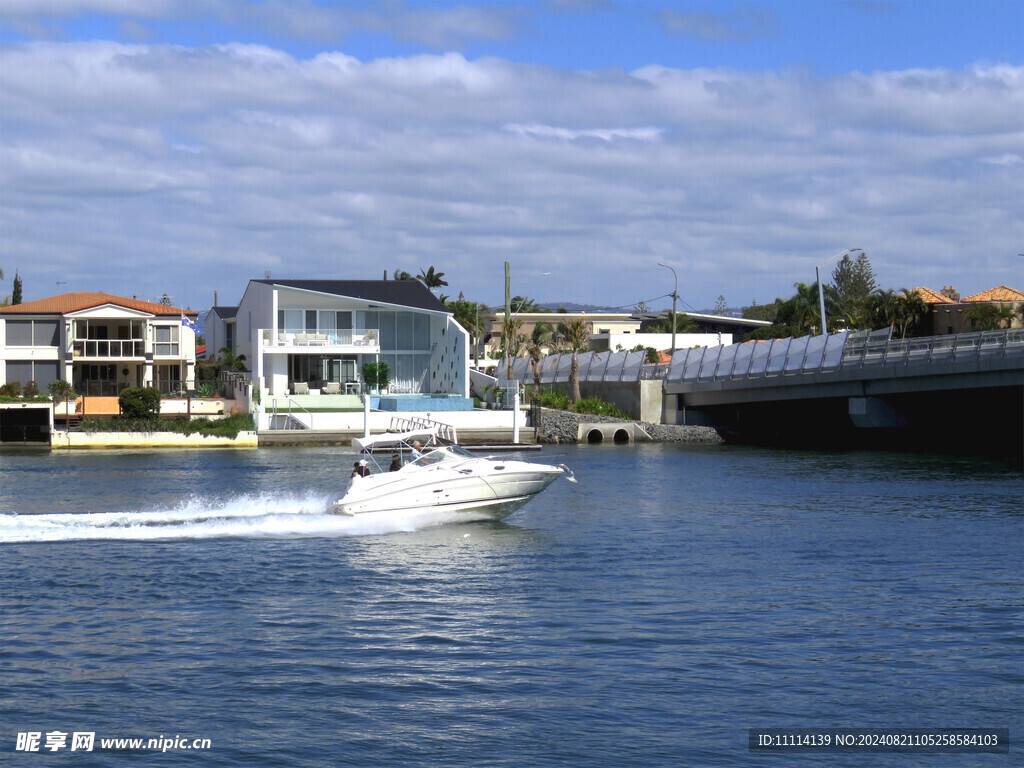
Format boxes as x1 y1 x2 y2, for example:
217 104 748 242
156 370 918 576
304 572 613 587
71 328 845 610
1 444 1020 766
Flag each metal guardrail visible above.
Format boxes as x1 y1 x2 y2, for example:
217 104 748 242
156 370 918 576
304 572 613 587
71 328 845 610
268 398 311 430
72 339 146 358
841 329 1024 369
497 328 1023 390
386 415 458 444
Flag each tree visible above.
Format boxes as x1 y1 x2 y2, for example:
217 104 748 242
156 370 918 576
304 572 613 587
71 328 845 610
510 295 541 313
775 281 823 336
119 386 161 419
447 294 486 362
967 302 1016 331
362 361 391 393
500 316 525 380
631 344 660 363
712 295 729 316
392 269 414 281
849 252 878 298
12 271 22 305
866 288 927 338
633 300 651 314
831 252 876 327
742 300 779 323
557 318 589 403
648 310 698 334
416 266 448 290
159 292 171 306
527 321 554 396
218 346 247 372
47 379 76 403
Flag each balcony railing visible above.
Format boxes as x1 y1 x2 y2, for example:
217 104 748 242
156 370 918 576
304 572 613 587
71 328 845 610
72 339 145 358
259 329 380 349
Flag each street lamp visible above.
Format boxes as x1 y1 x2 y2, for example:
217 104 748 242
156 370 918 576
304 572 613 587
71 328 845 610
657 263 679 355
816 248 862 336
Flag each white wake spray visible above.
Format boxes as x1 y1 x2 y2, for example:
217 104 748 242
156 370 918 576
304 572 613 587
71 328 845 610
0 492 485 543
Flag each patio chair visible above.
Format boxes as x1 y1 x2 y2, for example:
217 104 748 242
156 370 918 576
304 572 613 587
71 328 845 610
293 382 309 395
323 382 341 394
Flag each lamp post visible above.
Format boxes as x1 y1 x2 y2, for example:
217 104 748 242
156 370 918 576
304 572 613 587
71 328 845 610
657 263 679 356
816 248 862 336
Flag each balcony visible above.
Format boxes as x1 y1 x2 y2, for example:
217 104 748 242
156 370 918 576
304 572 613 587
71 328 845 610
72 339 146 359
259 329 381 353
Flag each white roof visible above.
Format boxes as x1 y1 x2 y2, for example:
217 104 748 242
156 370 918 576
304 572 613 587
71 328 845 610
352 425 439 452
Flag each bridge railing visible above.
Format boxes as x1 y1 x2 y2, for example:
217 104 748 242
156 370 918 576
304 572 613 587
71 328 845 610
496 328 1023 390
841 328 1024 369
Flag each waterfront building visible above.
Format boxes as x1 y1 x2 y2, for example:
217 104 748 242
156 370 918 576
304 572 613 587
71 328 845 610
205 279 469 398
910 284 1023 335
0 292 199 395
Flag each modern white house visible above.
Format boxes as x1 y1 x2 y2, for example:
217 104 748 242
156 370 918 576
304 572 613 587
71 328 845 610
0 292 200 395
205 279 469 399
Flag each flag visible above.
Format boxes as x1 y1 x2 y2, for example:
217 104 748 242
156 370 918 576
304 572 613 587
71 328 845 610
181 313 201 334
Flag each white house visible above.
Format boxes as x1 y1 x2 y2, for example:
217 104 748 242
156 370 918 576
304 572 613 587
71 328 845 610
206 279 469 398
0 292 200 395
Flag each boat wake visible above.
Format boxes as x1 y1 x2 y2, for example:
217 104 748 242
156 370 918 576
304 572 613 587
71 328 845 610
0 492 489 544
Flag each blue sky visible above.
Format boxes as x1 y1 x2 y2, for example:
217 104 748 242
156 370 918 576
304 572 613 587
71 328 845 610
1 1 1021 314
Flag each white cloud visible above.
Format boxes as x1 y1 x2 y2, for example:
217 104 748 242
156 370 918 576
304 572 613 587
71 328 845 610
1 41 1021 311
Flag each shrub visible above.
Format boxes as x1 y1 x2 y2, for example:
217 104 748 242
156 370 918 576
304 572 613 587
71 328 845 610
1 381 22 397
534 387 570 410
361 361 391 392
23 380 39 397
118 386 162 419
80 413 254 439
196 382 216 398
572 397 630 419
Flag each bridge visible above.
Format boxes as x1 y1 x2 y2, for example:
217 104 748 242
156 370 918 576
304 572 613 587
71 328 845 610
663 328 1023 452
497 328 1023 455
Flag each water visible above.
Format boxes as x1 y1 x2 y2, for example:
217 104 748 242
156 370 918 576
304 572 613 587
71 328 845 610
1 445 1021 766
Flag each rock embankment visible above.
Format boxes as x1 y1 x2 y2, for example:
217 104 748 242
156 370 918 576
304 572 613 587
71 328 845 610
533 407 722 445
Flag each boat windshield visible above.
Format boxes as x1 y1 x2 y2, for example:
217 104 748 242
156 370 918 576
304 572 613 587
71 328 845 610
409 445 476 467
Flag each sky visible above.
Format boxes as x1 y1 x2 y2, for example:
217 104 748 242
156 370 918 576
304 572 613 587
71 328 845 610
1 1 1022 317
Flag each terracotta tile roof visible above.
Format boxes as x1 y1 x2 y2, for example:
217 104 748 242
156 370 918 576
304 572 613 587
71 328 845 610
908 286 955 304
962 285 1024 303
0 292 197 316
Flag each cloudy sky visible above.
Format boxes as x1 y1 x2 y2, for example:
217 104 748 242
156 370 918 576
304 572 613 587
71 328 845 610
1 1 1021 316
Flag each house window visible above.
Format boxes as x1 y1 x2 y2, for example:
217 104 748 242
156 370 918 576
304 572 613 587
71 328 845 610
5 360 59 388
5 319 59 347
154 325 179 356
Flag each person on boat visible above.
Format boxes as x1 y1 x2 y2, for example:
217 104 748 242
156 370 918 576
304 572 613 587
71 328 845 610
411 441 424 460
351 460 371 478
389 454 402 472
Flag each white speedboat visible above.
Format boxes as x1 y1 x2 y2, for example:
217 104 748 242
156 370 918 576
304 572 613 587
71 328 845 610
329 425 574 520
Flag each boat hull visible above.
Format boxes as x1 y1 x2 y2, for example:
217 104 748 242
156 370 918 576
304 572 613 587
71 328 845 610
329 462 563 520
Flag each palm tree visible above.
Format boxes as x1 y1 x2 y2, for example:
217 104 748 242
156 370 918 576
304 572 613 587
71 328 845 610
967 302 1016 331
527 321 554 397
898 288 928 338
417 266 448 290
218 346 247 372
650 310 698 334
776 281 827 336
557 318 589 403
500 316 525 380
510 295 540 313
392 269 414 281
867 288 927 338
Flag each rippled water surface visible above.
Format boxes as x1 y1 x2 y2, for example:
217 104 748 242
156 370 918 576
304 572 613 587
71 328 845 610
1 445 1021 766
